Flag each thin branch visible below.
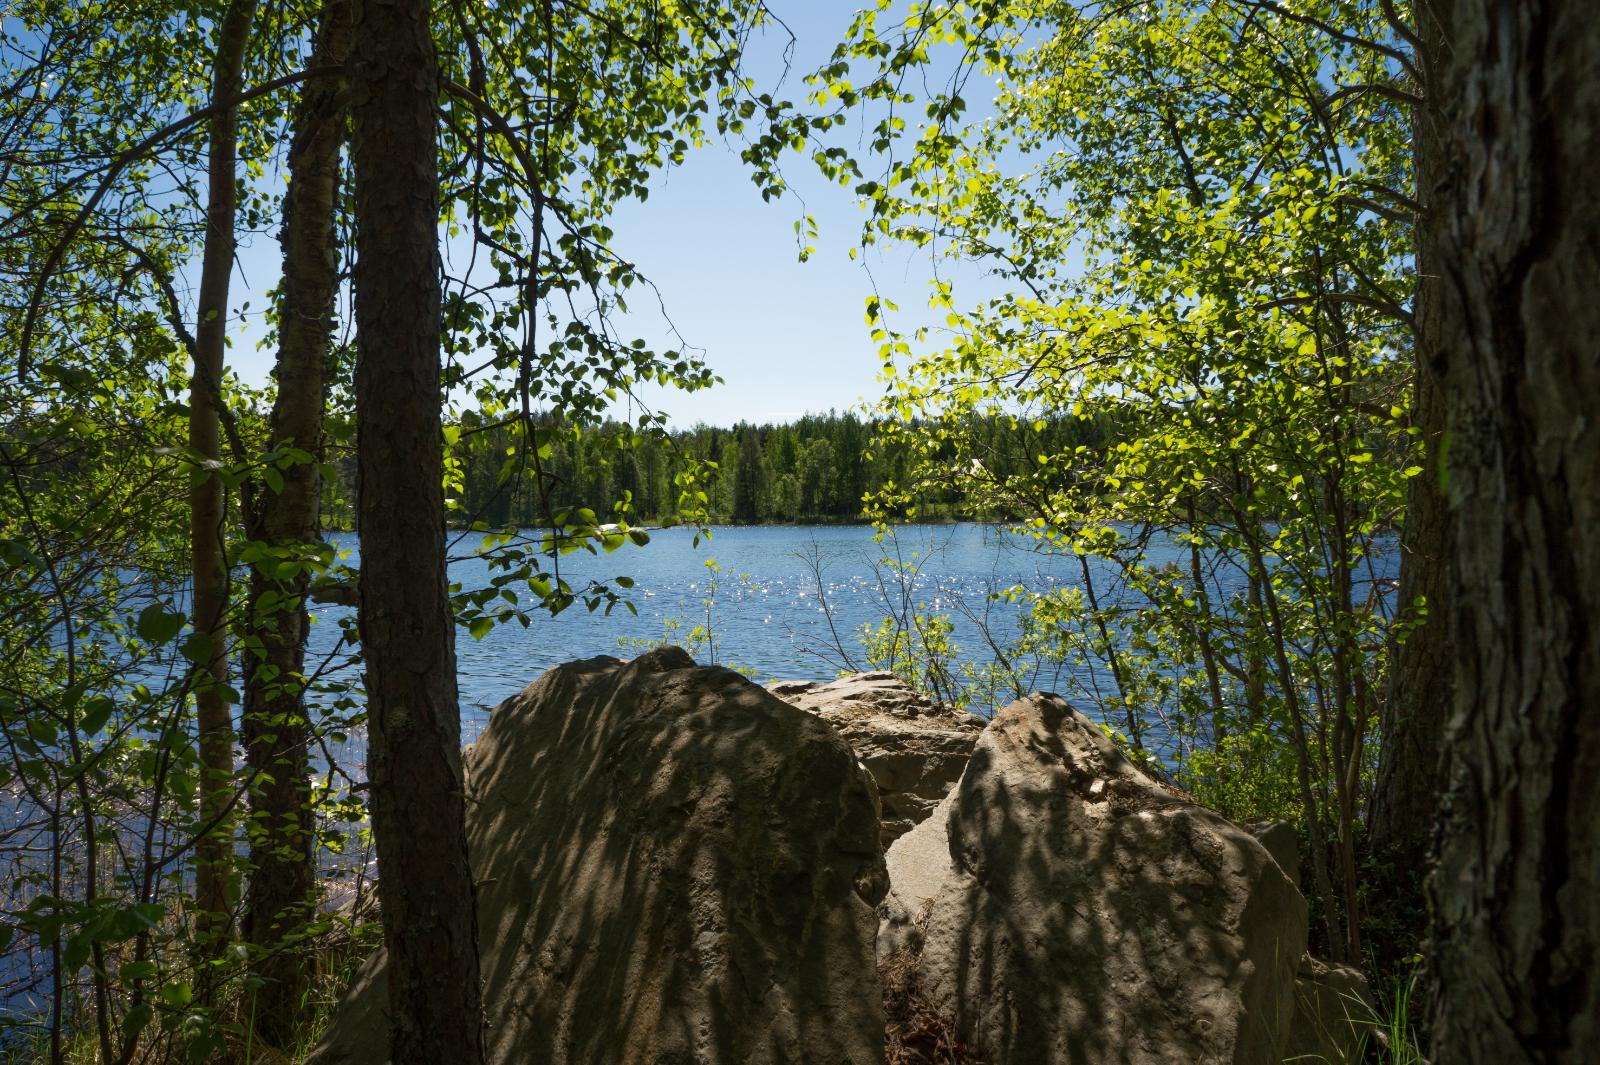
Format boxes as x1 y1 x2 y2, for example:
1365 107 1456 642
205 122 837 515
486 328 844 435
105 233 199 356
1229 0 1419 81
16 66 343 380
1323 80 1421 111
1259 290 1413 327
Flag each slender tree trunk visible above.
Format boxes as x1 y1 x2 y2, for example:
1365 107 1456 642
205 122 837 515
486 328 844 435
1184 496 1227 740
1424 0 1600 1059
1325 475 1364 964
190 0 257 945
1369 0 1450 933
1076 553 1141 750
1236 467 1269 725
1371 373 1449 860
241 0 350 1044
1244 561 1267 723
1239 524 1344 960
349 0 486 1058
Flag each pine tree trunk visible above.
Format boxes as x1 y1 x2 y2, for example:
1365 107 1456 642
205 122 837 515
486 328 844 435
190 0 257 946
348 0 486 1057
241 0 349 1044
1425 0 1600 1058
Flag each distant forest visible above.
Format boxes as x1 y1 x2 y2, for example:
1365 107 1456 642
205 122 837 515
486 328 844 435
326 411 1114 528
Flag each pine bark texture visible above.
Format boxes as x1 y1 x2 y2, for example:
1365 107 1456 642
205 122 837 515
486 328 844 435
1424 0 1600 1059
242 0 350 1044
189 0 257 940
348 0 486 1058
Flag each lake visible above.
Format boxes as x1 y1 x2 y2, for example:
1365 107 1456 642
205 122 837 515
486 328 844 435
306 521 1401 734
311 523 1107 730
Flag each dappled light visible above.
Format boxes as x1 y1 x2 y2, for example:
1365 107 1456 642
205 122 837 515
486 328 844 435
2 0 1594 1060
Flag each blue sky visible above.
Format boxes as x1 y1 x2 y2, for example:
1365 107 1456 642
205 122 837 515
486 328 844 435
225 1 994 428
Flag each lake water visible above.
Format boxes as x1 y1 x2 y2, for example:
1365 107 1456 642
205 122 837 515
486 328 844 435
306 521 1401 735
310 523 1110 730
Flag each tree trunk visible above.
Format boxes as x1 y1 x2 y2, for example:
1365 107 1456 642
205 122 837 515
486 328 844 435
1424 0 1600 1059
1371 373 1449 861
348 0 486 1058
1183 497 1226 740
190 0 257 946
1368 3 1451 963
241 0 349 1044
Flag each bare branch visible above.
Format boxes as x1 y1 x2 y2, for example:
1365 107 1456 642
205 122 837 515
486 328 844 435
16 66 343 380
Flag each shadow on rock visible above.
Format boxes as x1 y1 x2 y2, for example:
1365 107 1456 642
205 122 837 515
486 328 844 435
306 647 888 1065
881 693 1314 1065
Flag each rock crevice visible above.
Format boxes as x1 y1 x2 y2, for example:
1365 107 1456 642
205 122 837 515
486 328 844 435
768 673 982 847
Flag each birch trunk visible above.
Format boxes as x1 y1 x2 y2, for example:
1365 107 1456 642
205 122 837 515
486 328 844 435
241 0 350 1043
189 0 257 945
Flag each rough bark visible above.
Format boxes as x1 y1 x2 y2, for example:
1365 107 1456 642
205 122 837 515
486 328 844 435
349 0 486 1058
241 0 350 1044
1368 1 1451 962
189 0 257 944
1370 361 1449 875
1424 0 1600 1059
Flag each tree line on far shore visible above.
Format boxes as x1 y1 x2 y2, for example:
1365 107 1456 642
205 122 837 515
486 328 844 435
319 410 1116 529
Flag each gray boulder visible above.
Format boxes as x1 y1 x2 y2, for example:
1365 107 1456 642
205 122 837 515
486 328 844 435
1285 955 1376 1065
1246 819 1302 892
891 693 1309 1065
768 672 981 846
307 648 888 1065
877 790 958 960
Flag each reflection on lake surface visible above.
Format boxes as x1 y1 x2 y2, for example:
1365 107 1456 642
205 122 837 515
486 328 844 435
309 521 1398 732
319 523 1086 728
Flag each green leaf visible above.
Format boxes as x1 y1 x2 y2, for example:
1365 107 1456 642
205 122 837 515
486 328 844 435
159 981 193 1008
79 696 115 737
64 932 91 970
0 537 41 569
121 960 157 981
136 604 185 645
27 716 58 746
179 632 213 666
122 1003 154 1042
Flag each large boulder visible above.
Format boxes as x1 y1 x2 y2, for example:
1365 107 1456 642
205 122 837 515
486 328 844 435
768 672 982 846
307 648 888 1065
887 693 1310 1065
